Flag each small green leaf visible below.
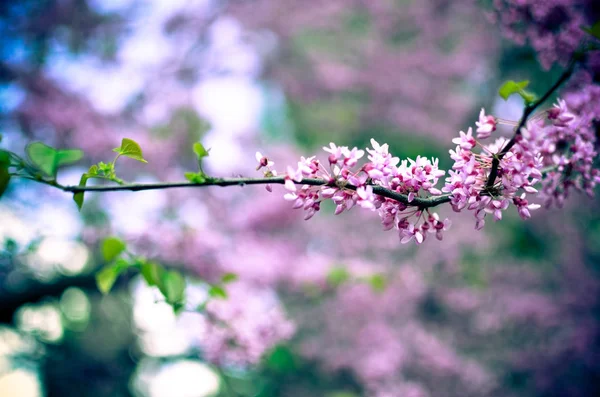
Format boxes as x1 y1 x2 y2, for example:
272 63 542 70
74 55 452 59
96 263 125 294
73 175 88 210
582 21 600 40
73 165 99 210
266 346 296 373
0 165 10 199
221 273 238 284
208 285 228 299
101 236 127 262
193 142 210 159
140 261 164 287
0 150 9 166
113 138 148 163
160 270 186 305
498 80 536 104
184 172 206 184
368 273 387 293
327 266 350 287
26 142 83 177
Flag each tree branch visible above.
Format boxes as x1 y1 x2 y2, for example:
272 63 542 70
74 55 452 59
485 57 578 188
56 176 452 209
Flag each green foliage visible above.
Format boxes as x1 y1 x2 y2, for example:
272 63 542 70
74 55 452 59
193 142 210 159
582 21 600 40
72 165 96 210
366 273 387 293
326 266 350 287
96 260 129 294
73 138 150 210
265 345 297 374
185 141 211 183
498 80 537 104
325 392 360 397
101 236 127 262
160 270 186 307
208 285 228 299
0 150 10 198
140 261 163 287
112 138 148 163
221 272 239 284
25 142 83 178
184 171 207 184
94 236 188 312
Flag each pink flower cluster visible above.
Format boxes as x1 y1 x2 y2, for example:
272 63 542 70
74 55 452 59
257 99 599 237
491 0 590 69
524 96 600 207
201 284 295 365
444 109 543 229
257 141 451 245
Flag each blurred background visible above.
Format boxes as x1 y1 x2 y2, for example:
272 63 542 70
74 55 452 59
1 1 599 396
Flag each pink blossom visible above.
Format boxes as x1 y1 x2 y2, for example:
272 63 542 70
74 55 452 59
475 108 496 139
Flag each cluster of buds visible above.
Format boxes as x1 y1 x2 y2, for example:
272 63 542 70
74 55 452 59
256 100 599 243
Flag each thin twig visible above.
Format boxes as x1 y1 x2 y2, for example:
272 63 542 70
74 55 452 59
55 176 452 209
485 57 578 188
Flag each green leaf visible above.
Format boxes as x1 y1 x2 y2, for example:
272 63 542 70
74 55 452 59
0 165 10 199
498 80 536 104
367 273 387 293
184 171 206 184
73 165 99 210
73 175 88 210
160 270 186 305
221 272 238 284
101 236 127 262
266 346 296 373
96 263 127 294
582 21 600 40
193 142 209 159
140 261 164 287
327 266 350 287
113 138 148 163
208 285 228 299
26 142 83 177
0 150 9 166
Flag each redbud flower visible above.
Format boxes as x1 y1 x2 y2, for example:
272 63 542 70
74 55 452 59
475 108 496 139
255 151 273 170
451 127 476 150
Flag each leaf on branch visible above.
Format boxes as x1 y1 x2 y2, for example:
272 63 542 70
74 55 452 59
140 261 164 287
160 270 186 306
498 80 537 104
184 171 206 184
101 236 127 262
25 142 83 178
73 165 100 210
582 21 600 40
193 142 210 159
96 262 128 294
113 138 148 163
